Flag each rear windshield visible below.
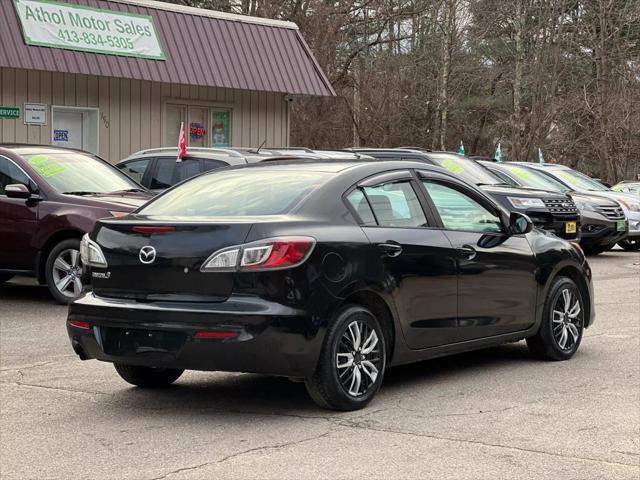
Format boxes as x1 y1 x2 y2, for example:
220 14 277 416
139 169 329 217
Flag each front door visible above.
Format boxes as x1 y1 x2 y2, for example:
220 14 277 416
347 173 459 349
0 157 39 271
420 177 538 341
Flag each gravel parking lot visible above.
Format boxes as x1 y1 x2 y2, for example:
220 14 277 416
1 249 638 480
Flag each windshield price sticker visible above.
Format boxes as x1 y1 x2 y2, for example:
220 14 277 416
28 154 66 178
441 157 465 175
14 0 166 60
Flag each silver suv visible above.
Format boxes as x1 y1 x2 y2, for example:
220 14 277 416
116 147 249 191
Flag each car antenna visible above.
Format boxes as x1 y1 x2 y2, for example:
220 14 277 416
256 139 266 153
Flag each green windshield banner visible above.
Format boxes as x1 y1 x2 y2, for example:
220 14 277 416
14 0 166 60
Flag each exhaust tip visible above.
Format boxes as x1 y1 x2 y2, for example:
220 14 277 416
72 340 88 360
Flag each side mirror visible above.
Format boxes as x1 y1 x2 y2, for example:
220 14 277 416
509 211 533 235
5 184 31 199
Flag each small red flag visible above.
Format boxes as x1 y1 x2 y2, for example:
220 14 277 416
177 121 187 162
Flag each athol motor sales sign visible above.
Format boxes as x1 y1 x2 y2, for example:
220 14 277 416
14 0 166 60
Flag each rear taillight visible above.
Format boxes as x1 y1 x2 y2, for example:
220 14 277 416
200 236 315 272
68 320 90 330
132 226 176 233
194 330 239 340
80 234 107 268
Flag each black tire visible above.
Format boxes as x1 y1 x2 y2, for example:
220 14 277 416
0 273 14 284
305 305 387 411
44 238 83 304
114 364 184 388
527 277 584 361
618 239 640 251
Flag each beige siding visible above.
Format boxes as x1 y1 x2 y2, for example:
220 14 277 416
0 67 289 163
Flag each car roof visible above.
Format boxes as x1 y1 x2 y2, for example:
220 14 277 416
121 147 247 163
218 158 448 175
0 144 98 157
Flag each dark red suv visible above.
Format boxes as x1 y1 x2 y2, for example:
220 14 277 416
0 145 153 303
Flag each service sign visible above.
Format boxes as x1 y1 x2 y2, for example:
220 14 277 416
14 0 166 60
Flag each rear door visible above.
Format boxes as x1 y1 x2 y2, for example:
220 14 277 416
347 171 459 349
148 157 201 190
418 172 538 341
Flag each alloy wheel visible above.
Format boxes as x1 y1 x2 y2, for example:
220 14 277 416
51 248 83 299
552 288 582 351
336 320 382 397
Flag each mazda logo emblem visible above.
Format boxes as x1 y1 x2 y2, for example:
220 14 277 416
139 246 156 264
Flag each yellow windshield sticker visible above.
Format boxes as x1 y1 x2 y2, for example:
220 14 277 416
28 155 66 178
510 167 532 181
441 158 465 175
557 171 575 182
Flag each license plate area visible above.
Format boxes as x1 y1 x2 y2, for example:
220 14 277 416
616 220 627 232
565 221 577 234
100 327 187 356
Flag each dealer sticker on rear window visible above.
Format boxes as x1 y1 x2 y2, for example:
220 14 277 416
28 154 66 177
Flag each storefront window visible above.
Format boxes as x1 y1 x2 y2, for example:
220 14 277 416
164 103 231 148
211 111 231 148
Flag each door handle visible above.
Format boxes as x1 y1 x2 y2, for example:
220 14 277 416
457 244 477 259
377 242 403 258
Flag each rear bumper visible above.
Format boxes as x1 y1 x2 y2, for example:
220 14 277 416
67 293 324 378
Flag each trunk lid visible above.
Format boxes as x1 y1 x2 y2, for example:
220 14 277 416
90 217 253 302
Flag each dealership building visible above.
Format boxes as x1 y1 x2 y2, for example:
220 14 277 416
0 0 334 163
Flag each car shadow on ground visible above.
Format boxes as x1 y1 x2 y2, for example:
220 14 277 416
0 280 53 303
96 342 536 418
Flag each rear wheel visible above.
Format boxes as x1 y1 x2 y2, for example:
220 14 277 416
618 239 640 251
44 238 83 304
527 277 584 361
114 364 184 388
305 305 386 411
0 273 14 284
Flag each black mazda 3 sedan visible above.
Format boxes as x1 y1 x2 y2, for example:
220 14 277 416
68 160 594 410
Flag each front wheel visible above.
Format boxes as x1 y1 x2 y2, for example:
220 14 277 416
527 277 584 361
305 305 387 411
45 238 84 304
114 364 184 388
618 239 640 251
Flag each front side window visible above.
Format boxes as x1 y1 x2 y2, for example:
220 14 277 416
362 181 427 227
140 169 329 217
0 158 30 195
119 159 151 184
21 151 138 194
423 180 502 233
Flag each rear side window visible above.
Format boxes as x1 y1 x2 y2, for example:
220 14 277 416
150 157 200 189
140 170 329 217
203 159 228 172
346 189 376 225
119 158 151 184
360 180 427 227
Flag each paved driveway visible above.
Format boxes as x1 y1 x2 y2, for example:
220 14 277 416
1 250 638 479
